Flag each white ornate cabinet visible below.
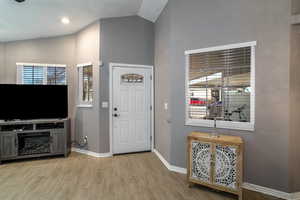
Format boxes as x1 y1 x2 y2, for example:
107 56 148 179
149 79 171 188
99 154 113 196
187 132 243 200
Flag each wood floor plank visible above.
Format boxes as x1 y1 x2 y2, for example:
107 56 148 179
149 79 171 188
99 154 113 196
0 152 238 200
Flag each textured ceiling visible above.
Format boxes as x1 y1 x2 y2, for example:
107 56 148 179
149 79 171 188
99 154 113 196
0 0 167 42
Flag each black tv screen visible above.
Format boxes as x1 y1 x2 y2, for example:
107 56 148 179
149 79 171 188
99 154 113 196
0 84 68 120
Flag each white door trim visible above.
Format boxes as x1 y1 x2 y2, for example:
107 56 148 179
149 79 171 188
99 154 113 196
109 63 154 155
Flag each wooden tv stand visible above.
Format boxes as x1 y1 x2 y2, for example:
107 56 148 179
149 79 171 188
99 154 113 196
0 119 71 164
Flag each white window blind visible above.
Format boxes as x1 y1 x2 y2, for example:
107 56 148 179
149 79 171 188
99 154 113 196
47 67 67 85
23 66 44 85
17 63 67 85
185 42 256 131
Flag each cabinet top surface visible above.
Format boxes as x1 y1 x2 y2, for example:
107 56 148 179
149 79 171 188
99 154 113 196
0 118 69 125
188 132 243 144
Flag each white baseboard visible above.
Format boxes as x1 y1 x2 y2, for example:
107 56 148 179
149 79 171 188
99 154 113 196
153 149 171 170
153 149 187 174
169 165 187 174
72 147 112 158
243 183 300 200
153 149 300 200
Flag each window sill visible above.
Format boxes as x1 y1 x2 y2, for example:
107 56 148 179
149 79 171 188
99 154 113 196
185 120 255 132
77 104 93 108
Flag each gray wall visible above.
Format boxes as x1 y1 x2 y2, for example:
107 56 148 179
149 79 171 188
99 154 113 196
74 22 101 153
0 43 4 82
0 35 77 128
0 22 101 154
154 7 171 161
155 0 292 192
0 17 153 155
99 16 154 153
290 25 300 192
292 0 300 14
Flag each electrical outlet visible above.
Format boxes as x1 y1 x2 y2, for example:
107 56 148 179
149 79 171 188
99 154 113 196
83 136 88 144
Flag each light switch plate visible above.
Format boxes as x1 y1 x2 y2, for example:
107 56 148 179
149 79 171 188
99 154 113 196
164 103 168 110
102 102 109 108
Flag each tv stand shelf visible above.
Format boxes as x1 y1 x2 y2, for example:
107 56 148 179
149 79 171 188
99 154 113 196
0 119 71 164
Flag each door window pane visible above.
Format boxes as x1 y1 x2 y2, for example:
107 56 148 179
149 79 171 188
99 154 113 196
121 74 144 83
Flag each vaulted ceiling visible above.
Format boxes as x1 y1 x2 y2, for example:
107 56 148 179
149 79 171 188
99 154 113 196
0 0 167 42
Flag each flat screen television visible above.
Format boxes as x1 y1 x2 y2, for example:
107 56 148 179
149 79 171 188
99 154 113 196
0 84 68 120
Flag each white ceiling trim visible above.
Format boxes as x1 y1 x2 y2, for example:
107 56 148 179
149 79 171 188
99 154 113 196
138 0 168 22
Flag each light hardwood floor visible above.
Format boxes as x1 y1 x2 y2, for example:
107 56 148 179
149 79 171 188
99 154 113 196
0 152 237 200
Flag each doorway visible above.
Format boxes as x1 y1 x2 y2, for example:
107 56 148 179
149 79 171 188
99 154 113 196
109 63 154 155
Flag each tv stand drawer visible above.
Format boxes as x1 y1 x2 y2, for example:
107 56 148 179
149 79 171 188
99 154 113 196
36 122 65 130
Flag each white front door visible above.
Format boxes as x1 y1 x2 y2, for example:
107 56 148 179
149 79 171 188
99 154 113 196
112 66 152 154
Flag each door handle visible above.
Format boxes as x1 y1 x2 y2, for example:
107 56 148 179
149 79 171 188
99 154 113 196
113 114 119 117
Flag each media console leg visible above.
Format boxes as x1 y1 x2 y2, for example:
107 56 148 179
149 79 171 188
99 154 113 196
188 183 194 188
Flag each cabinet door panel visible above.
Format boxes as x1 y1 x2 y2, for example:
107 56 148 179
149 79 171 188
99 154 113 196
190 140 211 183
214 144 238 190
1 133 17 159
51 132 65 154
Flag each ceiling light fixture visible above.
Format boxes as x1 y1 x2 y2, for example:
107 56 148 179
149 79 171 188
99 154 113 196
61 17 70 25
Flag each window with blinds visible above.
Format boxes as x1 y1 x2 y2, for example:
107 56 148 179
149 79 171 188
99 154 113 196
18 64 67 85
47 67 67 85
185 42 256 130
23 66 44 85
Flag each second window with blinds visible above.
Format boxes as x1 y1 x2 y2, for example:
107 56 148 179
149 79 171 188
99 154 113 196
17 63 67 85
77 63 93 106
185 42 256 131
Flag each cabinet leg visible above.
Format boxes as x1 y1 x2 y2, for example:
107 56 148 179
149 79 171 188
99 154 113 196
238 189 243 200
188 183 194 188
